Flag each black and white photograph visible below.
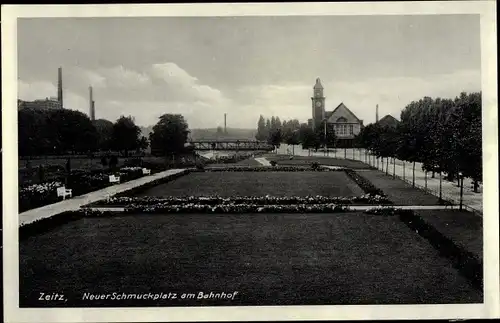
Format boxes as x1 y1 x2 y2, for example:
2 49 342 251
2 2 499 322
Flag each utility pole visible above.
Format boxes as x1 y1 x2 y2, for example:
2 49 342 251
324 120 327 156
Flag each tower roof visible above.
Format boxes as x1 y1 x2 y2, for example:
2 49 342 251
313 77 323 89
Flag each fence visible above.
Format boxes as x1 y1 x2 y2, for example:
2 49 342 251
280 145 483 216
358 149 483 216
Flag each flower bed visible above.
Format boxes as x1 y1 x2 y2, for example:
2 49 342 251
19 181 64 212
121 203 352 214
19 166 153 212
87 194 391 208
194 166 343 172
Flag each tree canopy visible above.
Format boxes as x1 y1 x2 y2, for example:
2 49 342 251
149 114 190 156
356 92 482 184
18 108 98 156
111 116 142 156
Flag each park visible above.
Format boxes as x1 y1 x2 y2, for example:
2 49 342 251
18 93 483 306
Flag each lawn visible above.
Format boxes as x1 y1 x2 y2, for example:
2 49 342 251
134 171 365 197
264 155 372 169
354 170 443 205
412 209 482 261
19 212 482 307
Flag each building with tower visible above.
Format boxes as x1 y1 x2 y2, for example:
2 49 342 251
309 77 364 148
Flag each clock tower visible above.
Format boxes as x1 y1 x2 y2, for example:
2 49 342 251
311 77 325 131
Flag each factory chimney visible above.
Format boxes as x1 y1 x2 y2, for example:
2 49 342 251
89 86 95 121
224 113 227 134
57 67 63 108
376 104 379 123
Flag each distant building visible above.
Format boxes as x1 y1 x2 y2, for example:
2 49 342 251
377 114 400 128
18 67 65 111
18 97 62 110
310 78 364 148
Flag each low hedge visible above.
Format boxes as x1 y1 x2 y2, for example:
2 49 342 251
344 169 387 197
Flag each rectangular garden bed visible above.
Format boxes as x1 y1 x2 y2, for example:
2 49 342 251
132 171 365 197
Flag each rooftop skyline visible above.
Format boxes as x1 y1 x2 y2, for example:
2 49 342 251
17 15 481 128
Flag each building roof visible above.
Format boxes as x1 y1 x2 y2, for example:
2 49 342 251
328 102 362 123
377 114 400 127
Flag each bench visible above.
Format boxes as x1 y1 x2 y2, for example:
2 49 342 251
109 175 121 184
56 186 72 200
142 168 151 175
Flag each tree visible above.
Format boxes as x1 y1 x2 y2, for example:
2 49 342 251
316 120 336 148
149 114 190 156
270 116 276 130
216 126 224 135
267 128 282 150
111 116 142 156
275 117 282 130
265 118 271 137
138 136 149 151
92 119 114 151
18 108 98 156
255 115 267 141
298 124 320 150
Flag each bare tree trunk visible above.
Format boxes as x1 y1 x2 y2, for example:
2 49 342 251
439 171 443 201
459 176 464 210
412 161 416 187
473 180 479 193
424 171 427 189
386 157 389 174
403 161 405 180
393 158 396 179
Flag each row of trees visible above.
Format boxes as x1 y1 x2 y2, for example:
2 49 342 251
356 92 482 191
255 115 337 150
19 108 191 157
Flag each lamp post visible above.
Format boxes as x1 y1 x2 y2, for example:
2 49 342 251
459 171 464 210
324 120 327 157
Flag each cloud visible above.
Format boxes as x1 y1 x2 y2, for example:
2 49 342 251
18 65 481 129
18 62 231 127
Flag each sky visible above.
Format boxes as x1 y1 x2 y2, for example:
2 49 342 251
17 15 481 128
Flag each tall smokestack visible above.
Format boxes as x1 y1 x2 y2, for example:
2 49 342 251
89 86 95 121
57 67 63 108
224 113 227 134
376 104 379 123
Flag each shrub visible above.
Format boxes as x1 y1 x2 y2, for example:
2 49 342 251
109 155 118 169
270 160 277 167
310 162 320 170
